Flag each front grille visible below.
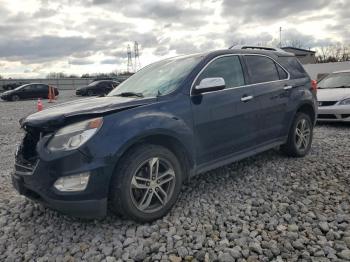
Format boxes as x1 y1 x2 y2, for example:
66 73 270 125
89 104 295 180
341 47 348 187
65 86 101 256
15 128 41 171
14 161 38 176
341 114 350 119
318 101 337 107
318 114 337 119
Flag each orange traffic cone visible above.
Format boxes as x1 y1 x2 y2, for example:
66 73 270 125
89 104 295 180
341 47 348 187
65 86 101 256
52 86 56 100
37 98 43 111
48 86 53 103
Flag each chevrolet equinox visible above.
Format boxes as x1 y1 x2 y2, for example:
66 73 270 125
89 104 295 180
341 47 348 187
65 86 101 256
12 46 317 222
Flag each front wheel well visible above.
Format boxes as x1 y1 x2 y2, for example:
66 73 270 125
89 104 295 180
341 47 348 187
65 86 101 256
296 103 316 124
115 134 193 182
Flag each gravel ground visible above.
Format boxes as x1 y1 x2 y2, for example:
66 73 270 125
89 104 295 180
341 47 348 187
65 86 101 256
0 91 349 261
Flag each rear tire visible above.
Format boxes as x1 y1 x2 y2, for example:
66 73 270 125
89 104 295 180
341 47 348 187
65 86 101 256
11 95 19 101
109 144 183 222
281 112 313 157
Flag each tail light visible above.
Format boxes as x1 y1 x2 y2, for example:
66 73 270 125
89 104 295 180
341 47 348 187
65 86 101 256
311 80 317 92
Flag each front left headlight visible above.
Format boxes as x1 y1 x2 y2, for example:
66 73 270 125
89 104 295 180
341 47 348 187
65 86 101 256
47 117 103 152
338 98 350 106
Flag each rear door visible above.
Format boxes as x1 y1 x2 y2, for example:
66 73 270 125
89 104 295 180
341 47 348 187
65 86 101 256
243 55 291 143
191 55 260 166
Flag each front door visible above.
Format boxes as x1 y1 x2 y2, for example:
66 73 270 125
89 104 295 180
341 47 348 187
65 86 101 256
191 55 260 166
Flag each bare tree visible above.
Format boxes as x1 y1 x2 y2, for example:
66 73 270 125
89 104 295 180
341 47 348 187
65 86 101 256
46 72 67 79
316 44 350 63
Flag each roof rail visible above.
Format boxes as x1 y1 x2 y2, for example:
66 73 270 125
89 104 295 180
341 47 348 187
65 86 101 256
229 45 287 53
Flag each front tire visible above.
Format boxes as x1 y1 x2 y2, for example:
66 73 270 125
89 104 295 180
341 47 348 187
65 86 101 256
11 95 20 101
281 112 313 157
109 144 183 222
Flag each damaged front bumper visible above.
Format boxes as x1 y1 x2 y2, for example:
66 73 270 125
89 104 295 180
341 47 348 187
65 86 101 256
12 129 112 219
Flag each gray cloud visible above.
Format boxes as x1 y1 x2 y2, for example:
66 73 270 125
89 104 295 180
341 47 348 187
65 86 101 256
100 58 124 64
90 0 212 28
0 35 97 62
32 7 57 18
68 58 95 65
0 0 348 77
222 0 330 22
282 29 336 48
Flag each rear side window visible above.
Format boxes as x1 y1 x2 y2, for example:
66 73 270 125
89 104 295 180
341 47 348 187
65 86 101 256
197 56 245 88
245 55 280 83
276 64 288 79
278 57 308 79
24 84 37 91
38 84 48 91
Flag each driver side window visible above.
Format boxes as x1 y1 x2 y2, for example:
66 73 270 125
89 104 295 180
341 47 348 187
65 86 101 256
197 56 245 89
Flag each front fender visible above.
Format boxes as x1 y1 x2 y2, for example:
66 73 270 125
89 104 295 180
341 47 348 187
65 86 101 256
83 99 195 166
112 110 194 158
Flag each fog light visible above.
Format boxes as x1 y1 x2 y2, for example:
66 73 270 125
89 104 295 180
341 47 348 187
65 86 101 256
54 173 90 192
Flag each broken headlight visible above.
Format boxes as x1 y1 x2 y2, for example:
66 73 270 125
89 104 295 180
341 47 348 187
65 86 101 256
47 117 103 151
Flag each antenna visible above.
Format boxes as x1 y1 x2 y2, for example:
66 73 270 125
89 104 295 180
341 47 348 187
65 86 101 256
134 41 141 72
127 44 133 73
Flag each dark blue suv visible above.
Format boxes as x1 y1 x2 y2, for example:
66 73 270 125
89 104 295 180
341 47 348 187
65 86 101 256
12 46 317 222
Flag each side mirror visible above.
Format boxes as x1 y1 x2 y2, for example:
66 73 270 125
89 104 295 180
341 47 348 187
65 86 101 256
193 77 225 94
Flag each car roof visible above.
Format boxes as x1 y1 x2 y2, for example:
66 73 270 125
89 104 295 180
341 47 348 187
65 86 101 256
202 48 295 59
24 83 48 85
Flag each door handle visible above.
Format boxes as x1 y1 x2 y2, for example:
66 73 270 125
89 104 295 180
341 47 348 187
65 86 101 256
283 85 293 90
241 95 254 102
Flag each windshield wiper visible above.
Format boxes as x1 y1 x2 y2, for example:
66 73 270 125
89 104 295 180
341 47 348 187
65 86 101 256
114 92 144 98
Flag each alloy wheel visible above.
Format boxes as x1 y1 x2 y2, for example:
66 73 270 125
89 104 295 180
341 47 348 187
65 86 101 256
12 95 19 101
130 157 176 213
295 118 311 151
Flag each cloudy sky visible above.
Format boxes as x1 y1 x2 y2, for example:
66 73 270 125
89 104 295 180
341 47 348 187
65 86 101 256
0 0 349 78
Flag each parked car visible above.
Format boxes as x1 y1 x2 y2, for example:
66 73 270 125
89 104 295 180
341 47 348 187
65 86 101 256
2 81 29 91
12 47 317 221
317 70 350 122
1 83 59 101
76 80 120 96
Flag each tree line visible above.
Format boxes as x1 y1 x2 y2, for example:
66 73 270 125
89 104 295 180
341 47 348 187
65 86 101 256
45 71 134 79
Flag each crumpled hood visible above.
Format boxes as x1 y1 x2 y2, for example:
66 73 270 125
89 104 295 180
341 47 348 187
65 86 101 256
317 88 350 102
21 96 156 129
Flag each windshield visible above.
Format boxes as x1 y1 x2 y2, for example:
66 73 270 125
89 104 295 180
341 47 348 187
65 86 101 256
318 72 350 88
13 84 31 91
108 55 202 98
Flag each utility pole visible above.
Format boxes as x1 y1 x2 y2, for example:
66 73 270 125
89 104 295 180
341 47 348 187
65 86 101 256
279 27 282 47
127 44 133 73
